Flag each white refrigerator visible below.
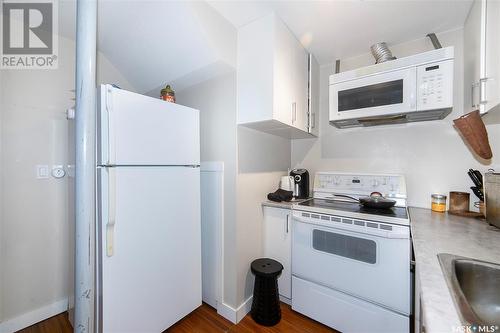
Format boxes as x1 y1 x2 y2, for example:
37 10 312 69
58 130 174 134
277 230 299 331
96 84 201 332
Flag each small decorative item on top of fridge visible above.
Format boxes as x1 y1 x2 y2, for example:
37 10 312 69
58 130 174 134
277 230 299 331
160 85 176 103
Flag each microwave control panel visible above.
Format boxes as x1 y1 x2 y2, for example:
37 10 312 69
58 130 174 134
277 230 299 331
417 59 453 111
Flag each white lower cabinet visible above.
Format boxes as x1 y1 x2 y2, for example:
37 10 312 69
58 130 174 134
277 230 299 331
262 206 292 301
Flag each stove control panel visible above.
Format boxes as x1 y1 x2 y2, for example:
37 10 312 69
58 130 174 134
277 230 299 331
313 172 407 198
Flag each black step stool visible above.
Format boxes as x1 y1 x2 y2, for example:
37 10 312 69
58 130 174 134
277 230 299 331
250 258 283 326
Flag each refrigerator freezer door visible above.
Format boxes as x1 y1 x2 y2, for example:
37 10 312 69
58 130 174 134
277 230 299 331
97 166 201 332
98 84 200 166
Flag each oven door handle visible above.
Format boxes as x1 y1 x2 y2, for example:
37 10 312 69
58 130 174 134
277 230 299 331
293 215 409 239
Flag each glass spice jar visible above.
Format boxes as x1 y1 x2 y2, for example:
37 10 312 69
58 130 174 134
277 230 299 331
431 194 447 213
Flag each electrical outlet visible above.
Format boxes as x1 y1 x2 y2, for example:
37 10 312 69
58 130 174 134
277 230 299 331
51 165 66 179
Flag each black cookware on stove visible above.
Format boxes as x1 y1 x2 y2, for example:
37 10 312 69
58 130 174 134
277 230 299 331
330 192 397 209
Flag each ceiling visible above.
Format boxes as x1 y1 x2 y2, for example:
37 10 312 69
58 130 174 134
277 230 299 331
58 0 473 93
207 0 473 65
58 1 236 93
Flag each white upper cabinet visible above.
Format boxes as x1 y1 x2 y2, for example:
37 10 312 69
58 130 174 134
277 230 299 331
484 0 500 113
291 39 309 133
464 0 500 114
308 54 320 137
237 14 317 139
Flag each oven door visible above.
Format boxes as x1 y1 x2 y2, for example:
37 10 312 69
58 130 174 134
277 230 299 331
292 212 411 315
329 67 417 122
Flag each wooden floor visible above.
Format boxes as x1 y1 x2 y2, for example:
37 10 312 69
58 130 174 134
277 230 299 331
17 303 338 333
166 303 337 333
16 312 73 333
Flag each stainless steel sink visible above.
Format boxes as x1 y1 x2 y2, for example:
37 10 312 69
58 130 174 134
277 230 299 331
438 253 500 326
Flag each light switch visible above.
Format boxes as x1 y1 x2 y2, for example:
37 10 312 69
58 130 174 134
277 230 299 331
66 164 75 178
36 165 49 179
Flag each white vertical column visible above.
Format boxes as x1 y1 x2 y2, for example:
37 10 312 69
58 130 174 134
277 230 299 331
75 0 97 332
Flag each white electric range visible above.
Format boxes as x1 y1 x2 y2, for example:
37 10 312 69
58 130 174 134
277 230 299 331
291 172 411 333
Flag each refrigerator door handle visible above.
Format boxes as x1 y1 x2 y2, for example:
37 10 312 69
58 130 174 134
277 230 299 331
106 168 116 257
106 85 116 165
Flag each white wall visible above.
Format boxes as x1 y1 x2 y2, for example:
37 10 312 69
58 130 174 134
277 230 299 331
176 72 239 308
1 35 75 325
236 127 290 304
0 33 135 330
0 67 4 324
292 28 500 209
0 1 243 327
177 66 291 315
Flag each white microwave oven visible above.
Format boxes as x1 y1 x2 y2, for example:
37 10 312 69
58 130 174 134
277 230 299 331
329 47 454 128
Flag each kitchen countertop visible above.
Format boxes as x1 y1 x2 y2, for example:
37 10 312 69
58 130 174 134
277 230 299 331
410 207 500 333
261 198 310 209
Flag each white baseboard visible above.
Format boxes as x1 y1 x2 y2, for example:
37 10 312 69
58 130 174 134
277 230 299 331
0 298 68 333
217 296 253 324
235 296 253 323
279 295 291 305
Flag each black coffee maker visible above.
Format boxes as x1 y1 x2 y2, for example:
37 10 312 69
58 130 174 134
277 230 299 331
290 169 309 199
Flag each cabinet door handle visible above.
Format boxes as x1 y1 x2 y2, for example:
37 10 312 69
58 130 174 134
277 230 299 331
471 82 478 108
286 214 289 233
479 78 488 105
311 113 316 129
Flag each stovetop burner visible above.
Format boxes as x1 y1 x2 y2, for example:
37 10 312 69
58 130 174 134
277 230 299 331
298 198 409 220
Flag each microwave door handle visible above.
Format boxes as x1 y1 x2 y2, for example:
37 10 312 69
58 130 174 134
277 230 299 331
409 91 416 110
